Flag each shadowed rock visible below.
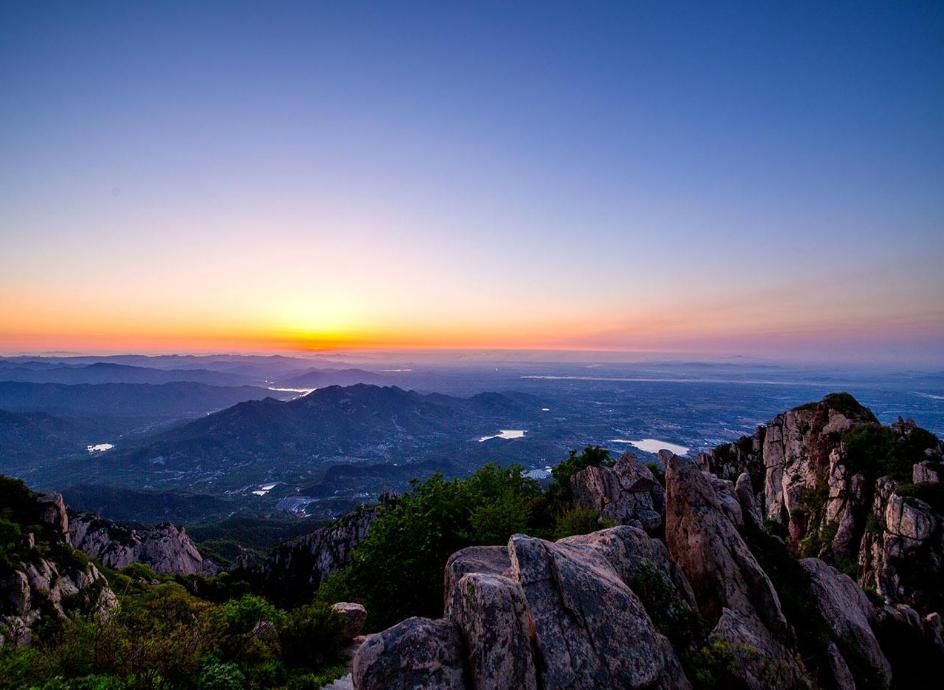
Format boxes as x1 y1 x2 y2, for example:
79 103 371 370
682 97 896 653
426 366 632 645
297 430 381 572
570 452 665 532
708 608 807 690
800 558 891 688
332 602 368 639
509 533 689 690
353 617 465 690
560 525 696 611
448 572 537 690
664 455 788 636
444 545 511 614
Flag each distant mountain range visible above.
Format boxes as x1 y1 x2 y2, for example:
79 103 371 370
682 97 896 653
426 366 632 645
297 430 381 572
31 385 541 496
0 409 109 468
122 384 537 467
275 367 388 388
0 380 289 418
0 360 251 386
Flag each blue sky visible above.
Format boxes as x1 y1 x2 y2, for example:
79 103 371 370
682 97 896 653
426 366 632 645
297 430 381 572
1 2 942 362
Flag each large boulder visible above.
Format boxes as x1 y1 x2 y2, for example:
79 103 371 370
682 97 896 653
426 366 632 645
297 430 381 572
332 602 368 639
569 452 665 532
800 558 891 688
353 617 466 690
443 545 511 613
353 528 692 690
664 455 788 636
448 572 537 690
509 534 688 690
559 526 696 612
708 608 807 690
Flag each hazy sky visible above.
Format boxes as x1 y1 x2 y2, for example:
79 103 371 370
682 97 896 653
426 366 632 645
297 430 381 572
1 2 942 363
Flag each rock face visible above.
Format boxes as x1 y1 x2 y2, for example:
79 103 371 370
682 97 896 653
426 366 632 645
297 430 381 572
1 483 117 646
353 617 466 690
570 452 665 532
665 456 787 635
859 478 944 614
69 512 217 576
249 495 394 604
800 558 891 687
699 395 944 617
355 527 692 690
449 572 537 690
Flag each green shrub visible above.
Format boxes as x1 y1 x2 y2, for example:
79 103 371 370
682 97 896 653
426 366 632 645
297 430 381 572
278 603 344 670
864 513 883 535
220 594 284 635
318 463 542 630
554 507 609 538
843 422 938 481
198 660 244 690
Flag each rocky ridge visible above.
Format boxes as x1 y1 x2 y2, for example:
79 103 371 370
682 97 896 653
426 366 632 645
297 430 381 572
69 511 218 576
0 482 117 646
353 394 944 689
240 491 397 605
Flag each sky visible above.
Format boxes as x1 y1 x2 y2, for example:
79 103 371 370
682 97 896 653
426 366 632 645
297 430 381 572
1 1 942 364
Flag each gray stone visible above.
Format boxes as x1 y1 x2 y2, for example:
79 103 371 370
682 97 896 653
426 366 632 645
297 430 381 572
353 617 466 690
332 602 368 639
448 572 537 690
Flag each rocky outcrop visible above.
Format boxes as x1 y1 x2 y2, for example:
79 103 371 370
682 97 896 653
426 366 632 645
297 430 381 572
707 607 807 690
702 394 943 620
762 395 874 547
800 557 891 687
570 452 665 532
355 527 692 689
353 617 466 690
69 512 217 576
352 396 943 689
449 571 537 690
859 477 943 613
696 427 766 491
665 456 787 636
248 495 395 604
345 394 944 690
1 483 117 646
332 602 368 639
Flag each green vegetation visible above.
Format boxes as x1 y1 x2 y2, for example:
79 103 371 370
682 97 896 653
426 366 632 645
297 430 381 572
319 448 615 630
795 392 875 422
843 422 937 481
316 462 543 630
545 446 613 511
895 481 944 514
0 575 347 690
187 516 323 569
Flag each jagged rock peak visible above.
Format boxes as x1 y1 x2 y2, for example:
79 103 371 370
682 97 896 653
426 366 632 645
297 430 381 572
570 451 665 532
0 477 116 646
69 511 217 576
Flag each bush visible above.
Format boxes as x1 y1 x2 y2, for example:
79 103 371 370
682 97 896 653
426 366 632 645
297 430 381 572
220 594 284 635
554 507 608 538
278 604 345 670
843 422 938 481
198 660 244 690
319 463 541 630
